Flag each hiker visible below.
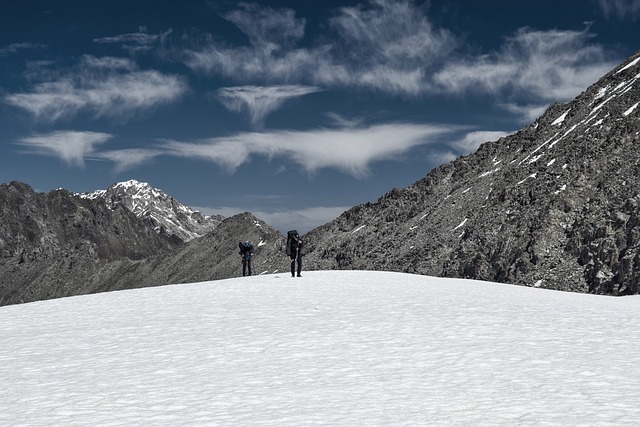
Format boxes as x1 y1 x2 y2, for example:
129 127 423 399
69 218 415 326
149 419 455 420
285 230 303 277
238 241 253 276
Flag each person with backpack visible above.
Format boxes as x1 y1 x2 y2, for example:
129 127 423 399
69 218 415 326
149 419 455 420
238 241 253 276
285 230 303 277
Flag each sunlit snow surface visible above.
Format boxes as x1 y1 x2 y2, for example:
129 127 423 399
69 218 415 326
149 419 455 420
2 271 640 426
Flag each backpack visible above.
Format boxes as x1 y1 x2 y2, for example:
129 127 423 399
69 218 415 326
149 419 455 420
239 241 253 260
286 230 301 254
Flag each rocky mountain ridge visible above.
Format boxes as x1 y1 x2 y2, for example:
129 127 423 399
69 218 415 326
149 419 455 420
0 180 288 306
80 180 223 242
0 181 181 304
303 51 640 295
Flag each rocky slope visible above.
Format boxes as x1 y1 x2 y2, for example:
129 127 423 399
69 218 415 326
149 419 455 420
0 181 181 305
85 212 291 293
80 180 223 242
0 180 288 306
303 51 640 295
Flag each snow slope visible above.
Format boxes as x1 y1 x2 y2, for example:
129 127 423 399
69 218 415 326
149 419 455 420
1 271 640 426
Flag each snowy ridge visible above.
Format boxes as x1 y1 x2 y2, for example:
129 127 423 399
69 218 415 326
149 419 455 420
80 180 223 242
2 270 640 425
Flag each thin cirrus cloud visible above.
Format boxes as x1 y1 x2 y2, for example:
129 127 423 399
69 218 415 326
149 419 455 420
4 56 188 123
185 1 618 122
16 130 113 168
15 123 476 177
184 0 456 97
16 130 161 172
449 131 511 155
93 148 164 173
431 27 617 122
595 0 640 21
162 123 460 178
0 42 47 56
216 85 323 128
93 28 172 54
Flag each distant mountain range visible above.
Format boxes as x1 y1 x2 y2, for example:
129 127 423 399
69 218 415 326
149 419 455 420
1 51 638 305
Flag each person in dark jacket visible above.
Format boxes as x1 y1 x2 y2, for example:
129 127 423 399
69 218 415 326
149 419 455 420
285 230 303 277
238 241 253 276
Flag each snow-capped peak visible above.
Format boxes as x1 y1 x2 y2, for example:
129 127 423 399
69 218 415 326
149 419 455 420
79 180 223 242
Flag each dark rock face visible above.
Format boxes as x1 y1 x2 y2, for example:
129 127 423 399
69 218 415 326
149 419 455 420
303 51 640 295
89 212 291 293
0 180 289 306
0 182 180 305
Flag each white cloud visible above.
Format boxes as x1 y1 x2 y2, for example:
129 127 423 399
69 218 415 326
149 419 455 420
93 28 171 54
325 0 456 92
325 113 365 128
501 103 550 125
94 148 163 173
223 3 306 52
17 130 112 167
79 55 135 71
181 0 620 120
217 85 322 128
432 27 617 103
183 3 312 81
184 0 456 96
4 56 187 123
162 123 459 178
449 131 510 154
0 42 47 56
596 0 640 21
427 150 458 166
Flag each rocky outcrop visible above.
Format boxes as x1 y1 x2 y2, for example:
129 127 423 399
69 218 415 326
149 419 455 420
0 181 288 306
87 212 291 293
0 181 180 305
303 51 640 295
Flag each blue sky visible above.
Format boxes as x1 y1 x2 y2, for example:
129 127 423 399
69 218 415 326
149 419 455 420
1 0 639 233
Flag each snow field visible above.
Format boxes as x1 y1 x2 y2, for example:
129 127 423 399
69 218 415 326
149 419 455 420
1 270 640 426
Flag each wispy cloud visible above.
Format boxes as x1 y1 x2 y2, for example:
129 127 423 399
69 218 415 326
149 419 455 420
427 150 458 167
217 85 322 128
223 3 306 52
324 0 457 93
184 0 456 96
94 148 163 173
432 27 617 121
0 42 47 57
93 28 171 54
17 130 112 167
501 103 550 124
162 123 459 178
4 55 187 123
449 131 511 154
595 0 640 21
183 1 619 122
